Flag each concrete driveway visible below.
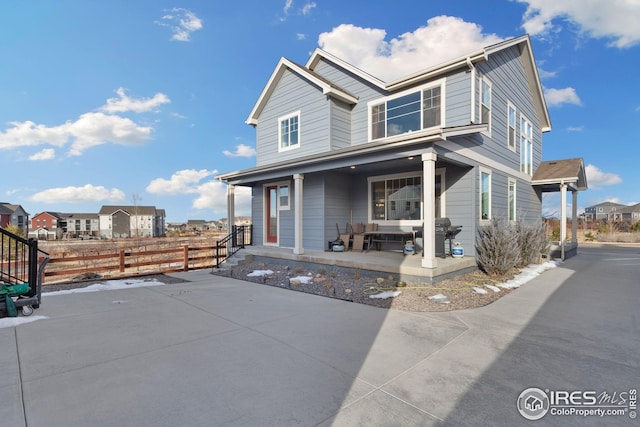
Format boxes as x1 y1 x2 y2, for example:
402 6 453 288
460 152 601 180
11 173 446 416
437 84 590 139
1 245 638 426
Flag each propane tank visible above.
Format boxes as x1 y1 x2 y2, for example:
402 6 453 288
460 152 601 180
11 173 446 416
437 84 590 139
452 242 464 258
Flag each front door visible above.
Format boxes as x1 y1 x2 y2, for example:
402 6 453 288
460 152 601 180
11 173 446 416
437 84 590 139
266 186 278 243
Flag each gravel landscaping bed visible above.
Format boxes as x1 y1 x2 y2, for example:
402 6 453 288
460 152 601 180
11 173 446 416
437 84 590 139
213 261 517 312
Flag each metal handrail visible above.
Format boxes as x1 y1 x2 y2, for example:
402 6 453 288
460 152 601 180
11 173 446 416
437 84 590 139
214 225 252 268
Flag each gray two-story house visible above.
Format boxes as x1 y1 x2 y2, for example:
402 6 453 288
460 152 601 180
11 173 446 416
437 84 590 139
219 34 586 272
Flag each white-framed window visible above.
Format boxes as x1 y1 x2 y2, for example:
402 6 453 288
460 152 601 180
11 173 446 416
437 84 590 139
278 184 290 210
508 178 517 221
367 169 445 225
481 77 492 135
480 167 492 221
520 114 533 175
507 102 517 150
278 111 300 152
369 80 444 141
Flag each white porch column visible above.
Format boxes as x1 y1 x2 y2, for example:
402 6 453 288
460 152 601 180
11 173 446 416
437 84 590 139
227 183 235 232
422 152 438 269
294 173 304 255
560 183 567 260
572 190 578 245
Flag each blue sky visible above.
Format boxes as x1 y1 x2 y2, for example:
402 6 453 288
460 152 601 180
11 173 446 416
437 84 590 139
1 0 638 222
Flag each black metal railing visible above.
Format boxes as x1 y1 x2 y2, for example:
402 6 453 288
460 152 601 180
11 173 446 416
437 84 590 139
214 225 252 268
1 227 49 297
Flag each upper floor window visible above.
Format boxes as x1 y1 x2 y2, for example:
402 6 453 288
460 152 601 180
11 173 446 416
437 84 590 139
507 102 517 150
278 111 300 152
481 77 492 134
520 115 533 175
369 81 443 141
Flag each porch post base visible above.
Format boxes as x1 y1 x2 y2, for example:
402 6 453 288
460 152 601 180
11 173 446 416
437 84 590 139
421 257 438 269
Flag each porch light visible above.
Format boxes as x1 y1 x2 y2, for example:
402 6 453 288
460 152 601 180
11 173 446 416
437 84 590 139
350 165 356 169
408 156 414 160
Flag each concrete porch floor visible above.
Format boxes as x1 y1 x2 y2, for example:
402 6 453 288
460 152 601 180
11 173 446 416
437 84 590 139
237 245 478 283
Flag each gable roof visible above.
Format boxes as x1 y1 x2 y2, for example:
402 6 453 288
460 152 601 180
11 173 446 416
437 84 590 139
585 201 628 210
246 58 359 125
304 34 550 131
99 205 159 216
531 158 588 191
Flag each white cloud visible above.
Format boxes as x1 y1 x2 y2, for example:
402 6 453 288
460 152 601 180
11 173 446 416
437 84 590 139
543 87 582 107
301 2 316 15
28 148 56 160
317 16 505 81
156 8 202 42
296 33 306 41
283 0 293 16
0 89 160 156
66 112 152 156
146 169 251 216
146 169 216 195
223 144 256 158
566 126 583 132
585 164 622 188
30 184 125 204
537 68 557 79
101 87 170 114
518 0 640 48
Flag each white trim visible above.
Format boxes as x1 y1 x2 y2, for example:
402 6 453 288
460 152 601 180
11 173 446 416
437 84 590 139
479 167 492 222
508 177 517 221
367 78 446 142
480 76 492 136
507 101 517 151
367 171 423 227
436 167 446 218
519 113 533 175
278 110 301 152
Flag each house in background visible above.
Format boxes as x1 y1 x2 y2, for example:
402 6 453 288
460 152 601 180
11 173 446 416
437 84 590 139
584 201 627 221
0 203 29 235
614 203 640 222
218 34 586 273
99 205 166 239
66 213 100 239
30 211 66 240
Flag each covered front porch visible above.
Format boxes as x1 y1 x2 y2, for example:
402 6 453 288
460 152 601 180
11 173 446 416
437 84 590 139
237 245 478 284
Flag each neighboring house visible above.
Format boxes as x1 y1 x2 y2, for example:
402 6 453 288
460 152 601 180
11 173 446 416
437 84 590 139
0 203 29 235
99 205 166 239
218 35 586 268
187 220 207 232
30 211 66 240
584 201 627 221
614 203 640 222
66 213 100 239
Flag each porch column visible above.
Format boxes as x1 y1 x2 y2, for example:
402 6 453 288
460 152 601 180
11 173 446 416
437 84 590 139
422 152 438 269
572 190 578 246
227 183 235 232
294 173 304 255
560 183 567 260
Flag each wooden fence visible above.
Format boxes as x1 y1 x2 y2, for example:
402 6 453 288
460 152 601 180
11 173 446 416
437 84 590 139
43 244 226 284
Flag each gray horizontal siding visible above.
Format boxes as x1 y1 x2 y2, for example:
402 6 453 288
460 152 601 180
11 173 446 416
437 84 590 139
256 69 330 167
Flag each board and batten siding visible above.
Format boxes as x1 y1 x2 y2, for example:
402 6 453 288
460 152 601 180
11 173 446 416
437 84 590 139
255 69 331 167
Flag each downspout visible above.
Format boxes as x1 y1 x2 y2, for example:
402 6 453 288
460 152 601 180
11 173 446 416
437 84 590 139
467 57 476 124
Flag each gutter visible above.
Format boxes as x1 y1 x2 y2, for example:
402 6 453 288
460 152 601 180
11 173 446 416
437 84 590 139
466 57 476 124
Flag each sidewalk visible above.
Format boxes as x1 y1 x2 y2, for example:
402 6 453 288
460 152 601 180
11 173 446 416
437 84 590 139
0 264 582 426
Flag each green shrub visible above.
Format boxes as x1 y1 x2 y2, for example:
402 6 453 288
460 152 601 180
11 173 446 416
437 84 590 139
631 221 640 233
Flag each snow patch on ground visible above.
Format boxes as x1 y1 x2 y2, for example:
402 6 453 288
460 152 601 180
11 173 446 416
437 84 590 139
485 285 501 293
473 287 488 294
369 290 402 299
0 315 49 329
43 278 167 296
498 260 562 289
289 276 313 284
247 270 274 277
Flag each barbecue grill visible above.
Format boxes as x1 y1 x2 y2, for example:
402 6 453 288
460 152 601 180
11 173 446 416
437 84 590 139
435 218 463 258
